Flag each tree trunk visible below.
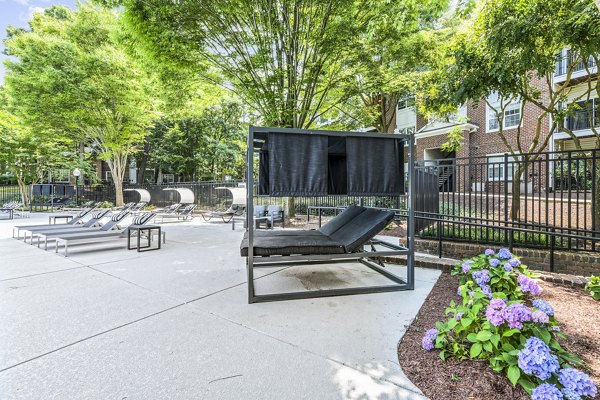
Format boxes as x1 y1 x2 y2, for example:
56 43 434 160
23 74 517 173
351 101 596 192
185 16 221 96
286 197 296 219
137 138 150 184
114 179 124 207
16 179 30 208
510 163 527 221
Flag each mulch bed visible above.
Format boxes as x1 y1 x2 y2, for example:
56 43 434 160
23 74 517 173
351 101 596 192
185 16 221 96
398 272 600 400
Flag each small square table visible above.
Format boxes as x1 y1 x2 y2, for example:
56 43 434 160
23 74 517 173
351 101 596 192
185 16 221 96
127 224 163 252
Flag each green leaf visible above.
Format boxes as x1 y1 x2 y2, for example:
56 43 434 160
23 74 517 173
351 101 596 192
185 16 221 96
518 378 537 394
483 341 493 352
448 318 458 330
476 330 492 341
507 365 520 386
490 334 501 347
467 333 479 343
503 329 520 337
461 318 473 328
470 342 483 358
439 350 446 361
502 342 515 352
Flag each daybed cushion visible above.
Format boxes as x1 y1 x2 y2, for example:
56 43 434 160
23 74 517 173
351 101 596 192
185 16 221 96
329 208 395 252
317 205 364 236
240 232 345 256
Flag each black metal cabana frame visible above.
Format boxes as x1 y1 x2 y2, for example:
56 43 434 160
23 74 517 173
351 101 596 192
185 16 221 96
245 126 416 303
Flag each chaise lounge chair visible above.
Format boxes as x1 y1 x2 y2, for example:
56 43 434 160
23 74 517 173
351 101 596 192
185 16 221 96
31 209 115 249
54 212 156 257
13 205 98 239
0 202 22 220
241 205 409 302
155 204 196 223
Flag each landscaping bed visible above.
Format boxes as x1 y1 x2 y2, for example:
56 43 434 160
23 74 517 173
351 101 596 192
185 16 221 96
398 272 600 400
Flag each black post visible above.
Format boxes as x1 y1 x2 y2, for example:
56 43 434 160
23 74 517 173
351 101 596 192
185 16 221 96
437 218 443 258
75 176 79 206
550 227 555 272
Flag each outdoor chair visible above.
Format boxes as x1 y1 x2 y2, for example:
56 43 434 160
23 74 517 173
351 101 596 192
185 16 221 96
154 204 196 223
115 202 136 211
201 204 245 223
130 201 148 214
0 202 22 220
54 212 154 257
31 209 114 249
241 206 394 256
13 205 97 239
154 203 182 215
266 205 284 228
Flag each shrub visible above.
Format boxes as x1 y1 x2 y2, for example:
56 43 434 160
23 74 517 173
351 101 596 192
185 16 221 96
97 201 114 208
584 275 600 301
423 248 597 399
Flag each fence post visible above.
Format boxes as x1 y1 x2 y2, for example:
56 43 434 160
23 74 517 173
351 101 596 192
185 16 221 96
437 219 443 258
550 227 555 272
504 153 509 246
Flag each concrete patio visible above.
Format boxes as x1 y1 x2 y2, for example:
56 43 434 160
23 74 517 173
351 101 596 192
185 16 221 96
0 213 440 399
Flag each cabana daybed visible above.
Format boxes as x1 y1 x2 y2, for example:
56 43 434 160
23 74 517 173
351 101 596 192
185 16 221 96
242 126 415 303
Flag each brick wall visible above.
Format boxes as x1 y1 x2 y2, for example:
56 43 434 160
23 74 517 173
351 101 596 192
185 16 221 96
415 239 600 276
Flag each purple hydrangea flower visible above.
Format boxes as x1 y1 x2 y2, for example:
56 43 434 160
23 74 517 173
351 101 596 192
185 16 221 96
533 299 555 317
552 326 561 332
518 274 543 296
561 388 581 400
532 309 550 324
498 248 512 259
558 369 598 399
462 261 472 273
480 284 493 299
421 328 438 351
473 269 490 286
485 298 506 326
489 258 501 268
532 384 564 400
485 248 495 256
518 337 560 380
502 303 532 329
457 287 462 297
508 258 521 267
455 312 463 321
504 264 514 272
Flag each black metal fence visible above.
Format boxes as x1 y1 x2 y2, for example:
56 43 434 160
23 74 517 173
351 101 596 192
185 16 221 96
0 185 21 204
3 149 599 262
414 149 600 257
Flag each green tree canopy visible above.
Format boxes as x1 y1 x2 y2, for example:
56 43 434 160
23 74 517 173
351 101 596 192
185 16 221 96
4 4 158 205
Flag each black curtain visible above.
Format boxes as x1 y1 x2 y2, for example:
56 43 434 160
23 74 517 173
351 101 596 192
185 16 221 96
267 132 329 196
346 137 404 195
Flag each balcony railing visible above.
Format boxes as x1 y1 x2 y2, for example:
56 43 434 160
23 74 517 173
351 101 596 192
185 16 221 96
555 54 597 77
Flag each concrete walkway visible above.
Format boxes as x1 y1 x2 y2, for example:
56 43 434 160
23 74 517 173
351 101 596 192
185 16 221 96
0 213 440 399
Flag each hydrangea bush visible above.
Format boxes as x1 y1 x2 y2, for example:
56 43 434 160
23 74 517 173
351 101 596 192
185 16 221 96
422 248 597 399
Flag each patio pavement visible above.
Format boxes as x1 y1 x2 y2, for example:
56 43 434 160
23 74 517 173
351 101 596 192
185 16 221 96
0 213 441 400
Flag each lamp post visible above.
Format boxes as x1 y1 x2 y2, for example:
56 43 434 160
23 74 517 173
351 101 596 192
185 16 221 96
73 168 81 206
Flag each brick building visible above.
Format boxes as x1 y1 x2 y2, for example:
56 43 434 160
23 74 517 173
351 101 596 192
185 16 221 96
393 56 598 193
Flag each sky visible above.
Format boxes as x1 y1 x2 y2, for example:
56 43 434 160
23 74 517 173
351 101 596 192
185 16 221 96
0 0 76 83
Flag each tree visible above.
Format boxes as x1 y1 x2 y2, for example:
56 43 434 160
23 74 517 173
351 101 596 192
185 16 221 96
144 100 246 182
348 0 450 132
422 0 600 223
4 5 157 206
0 95 70 206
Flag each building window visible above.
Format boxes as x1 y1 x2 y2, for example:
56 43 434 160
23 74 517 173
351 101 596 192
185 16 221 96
565 99 599 131
487 154 520 181
397 97 414 110
487 103 521 132
396 126 415 135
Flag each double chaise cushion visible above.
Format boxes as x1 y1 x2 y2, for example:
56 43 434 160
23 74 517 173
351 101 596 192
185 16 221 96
240 206 394 257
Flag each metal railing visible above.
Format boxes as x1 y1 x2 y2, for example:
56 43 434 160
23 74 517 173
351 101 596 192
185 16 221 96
555 53 597 77
414 149 600 255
